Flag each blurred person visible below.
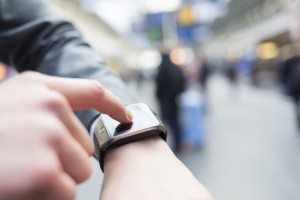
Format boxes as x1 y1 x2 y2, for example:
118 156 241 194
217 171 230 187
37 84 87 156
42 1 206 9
155 52 186 152
0 0 213 200
225 59 240 100
280 52 300 129
197 55 211 92
225 48 240 87
179 59 207 152
226 63 238 86
178 81 206 152
135 70 145 89
281 1 300 129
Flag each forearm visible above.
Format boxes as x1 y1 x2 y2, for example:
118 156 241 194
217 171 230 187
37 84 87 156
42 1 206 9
100 136 213 200
103 136 171 173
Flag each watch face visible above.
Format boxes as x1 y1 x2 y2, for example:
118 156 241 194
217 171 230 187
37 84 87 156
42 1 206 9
100 104 160 137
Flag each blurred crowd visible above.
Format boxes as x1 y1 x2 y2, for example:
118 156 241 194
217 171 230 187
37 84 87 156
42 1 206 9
113 35 300 153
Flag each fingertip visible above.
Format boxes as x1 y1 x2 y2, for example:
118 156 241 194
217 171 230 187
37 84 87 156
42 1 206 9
113 107 133 124
126 108 134 122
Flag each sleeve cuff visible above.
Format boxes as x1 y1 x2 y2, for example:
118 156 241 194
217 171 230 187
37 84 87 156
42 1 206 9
89 118 98 141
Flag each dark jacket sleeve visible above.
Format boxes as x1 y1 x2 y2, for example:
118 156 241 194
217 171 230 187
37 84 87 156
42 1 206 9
0 0 137 129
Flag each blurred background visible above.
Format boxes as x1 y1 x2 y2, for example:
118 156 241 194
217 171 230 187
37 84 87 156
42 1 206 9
2 0 300 199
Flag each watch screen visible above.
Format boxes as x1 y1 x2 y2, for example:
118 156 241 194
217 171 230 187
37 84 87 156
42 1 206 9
100 103 160 137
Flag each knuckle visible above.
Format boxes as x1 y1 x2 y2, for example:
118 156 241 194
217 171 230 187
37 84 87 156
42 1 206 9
90 80 105 99
77 160 93 183
34 160 60 185
44 126 62 146
15 72 44 89
19 71 42 81
40 115 64 145
48 128 66 149
44 91 68 110
38 166 59 182
64 186 76 200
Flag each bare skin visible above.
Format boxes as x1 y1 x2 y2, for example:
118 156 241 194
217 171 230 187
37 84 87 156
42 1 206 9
101 136 213 200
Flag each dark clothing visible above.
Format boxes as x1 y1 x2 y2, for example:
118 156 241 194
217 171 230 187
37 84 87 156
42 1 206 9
156 54 185 114
280 56 300 98
0 0 137 129
280 56 300 128
155 54 185 151
161 110 181 152
199 62 210 91
226 65 238 84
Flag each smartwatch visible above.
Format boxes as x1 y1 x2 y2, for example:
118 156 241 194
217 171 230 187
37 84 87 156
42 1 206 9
93 103 167 172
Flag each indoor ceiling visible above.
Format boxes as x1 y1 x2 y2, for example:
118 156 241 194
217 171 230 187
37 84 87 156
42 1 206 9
212 0 266 32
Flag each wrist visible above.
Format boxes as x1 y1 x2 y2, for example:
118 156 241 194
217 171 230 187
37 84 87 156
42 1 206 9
92 103 167 172
103 136 173 173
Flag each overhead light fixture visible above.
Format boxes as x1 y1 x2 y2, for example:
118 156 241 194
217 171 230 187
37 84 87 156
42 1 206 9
137 49 162 69
144 0 181 13
256 42 279 60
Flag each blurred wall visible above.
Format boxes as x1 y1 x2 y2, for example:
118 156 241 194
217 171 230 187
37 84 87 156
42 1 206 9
204 0 295 56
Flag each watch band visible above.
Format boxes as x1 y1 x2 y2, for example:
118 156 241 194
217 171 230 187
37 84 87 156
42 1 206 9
92 103 167 172
94 129 167 172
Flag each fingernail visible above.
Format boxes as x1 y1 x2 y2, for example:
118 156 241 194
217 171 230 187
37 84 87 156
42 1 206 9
126 108 134 121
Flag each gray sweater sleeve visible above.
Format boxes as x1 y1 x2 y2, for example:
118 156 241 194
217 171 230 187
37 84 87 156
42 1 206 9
0 0 137 129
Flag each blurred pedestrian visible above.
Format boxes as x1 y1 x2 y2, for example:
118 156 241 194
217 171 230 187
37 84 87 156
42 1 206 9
198 56 211 92
280 54 300 128
179 83 206 152
226 63 238 85
155 53 186 152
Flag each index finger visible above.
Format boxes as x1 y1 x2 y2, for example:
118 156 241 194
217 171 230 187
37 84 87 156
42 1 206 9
25 72 133 123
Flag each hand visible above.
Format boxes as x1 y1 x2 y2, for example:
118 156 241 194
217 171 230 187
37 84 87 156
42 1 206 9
100 136 213 200
0 72 132 200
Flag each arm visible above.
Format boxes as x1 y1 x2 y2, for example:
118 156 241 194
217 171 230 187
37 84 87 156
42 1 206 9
0 0 136 128
101 136 212 200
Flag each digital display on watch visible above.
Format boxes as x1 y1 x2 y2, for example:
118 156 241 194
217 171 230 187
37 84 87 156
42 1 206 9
100 104 160 137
